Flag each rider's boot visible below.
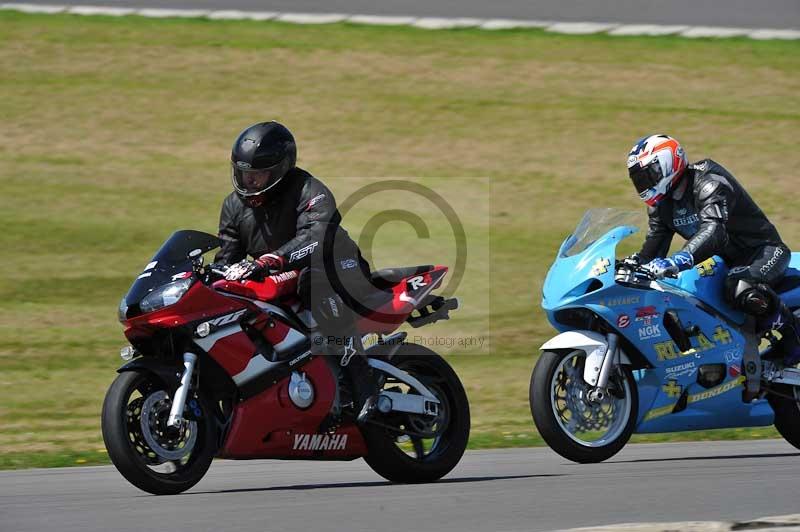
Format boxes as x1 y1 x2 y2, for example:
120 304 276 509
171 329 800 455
313 334 345 434
759 303 800 366
340 335 380 425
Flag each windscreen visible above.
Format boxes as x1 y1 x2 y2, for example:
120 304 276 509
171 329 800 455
561 209 643 257
124 230 219 306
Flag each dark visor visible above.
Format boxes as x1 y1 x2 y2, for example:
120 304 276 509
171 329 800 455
231 162 281 197
628 161 662 194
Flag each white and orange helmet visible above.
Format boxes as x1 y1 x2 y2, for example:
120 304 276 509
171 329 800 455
627 134 688 206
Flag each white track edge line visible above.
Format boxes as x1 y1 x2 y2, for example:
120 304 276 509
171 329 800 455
0 3 798 40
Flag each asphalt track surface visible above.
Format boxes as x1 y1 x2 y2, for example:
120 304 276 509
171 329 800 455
16 0 800 29
2 439 799 532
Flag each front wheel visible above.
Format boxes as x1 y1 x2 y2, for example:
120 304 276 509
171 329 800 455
362 344 470 483
768 384 800 450
101 370 218 495
530 349 638 463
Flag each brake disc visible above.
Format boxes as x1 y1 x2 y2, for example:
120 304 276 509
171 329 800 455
139 391 198 461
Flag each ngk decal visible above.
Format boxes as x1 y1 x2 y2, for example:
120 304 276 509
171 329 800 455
292 433 348 451
208 309 247 327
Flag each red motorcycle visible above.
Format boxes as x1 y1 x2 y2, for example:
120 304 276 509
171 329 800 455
103 230 470 495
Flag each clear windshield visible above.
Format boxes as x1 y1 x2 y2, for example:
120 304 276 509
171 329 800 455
561 208 644 257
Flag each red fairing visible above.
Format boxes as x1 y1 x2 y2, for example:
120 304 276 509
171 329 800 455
206 331 257 376
123 282 245 341
356 266 448 334
213 270 299 302
248 312 295 349
219 357 367 459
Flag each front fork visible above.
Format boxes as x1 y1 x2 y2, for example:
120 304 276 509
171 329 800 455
166 352 198 429
587 333 620 403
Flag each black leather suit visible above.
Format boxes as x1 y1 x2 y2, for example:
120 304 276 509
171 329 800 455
214 167 374 348
639 159 793 339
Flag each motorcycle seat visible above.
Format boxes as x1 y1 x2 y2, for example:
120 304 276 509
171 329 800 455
370 265 434 290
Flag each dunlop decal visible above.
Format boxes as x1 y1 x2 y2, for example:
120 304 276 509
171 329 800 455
643 376 745 421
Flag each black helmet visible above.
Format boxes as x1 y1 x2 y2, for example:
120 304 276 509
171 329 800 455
230 121 297 200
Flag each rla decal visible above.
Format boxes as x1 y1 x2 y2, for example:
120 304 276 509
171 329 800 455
654 326 733 361
293 433 348 451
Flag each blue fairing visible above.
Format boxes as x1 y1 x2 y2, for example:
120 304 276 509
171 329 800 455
540 209 799 434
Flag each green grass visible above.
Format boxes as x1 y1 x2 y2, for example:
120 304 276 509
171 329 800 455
1 12 799 469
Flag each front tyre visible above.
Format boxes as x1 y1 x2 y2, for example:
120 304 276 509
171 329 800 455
530 349 638 463
101 370 217 495
768 384 800 450
362 344 470 483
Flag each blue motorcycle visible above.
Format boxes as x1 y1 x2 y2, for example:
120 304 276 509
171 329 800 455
530 208 800 463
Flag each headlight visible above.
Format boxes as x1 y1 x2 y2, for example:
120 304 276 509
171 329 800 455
140 278 193 314
118 297 129 323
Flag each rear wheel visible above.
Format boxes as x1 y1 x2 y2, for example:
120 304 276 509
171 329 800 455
101 370 218 495
768 384 800 450
362 344 470 483
530 349 638 463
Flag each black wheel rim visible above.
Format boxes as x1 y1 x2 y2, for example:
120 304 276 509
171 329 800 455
381 359 458 463
122 374 207 477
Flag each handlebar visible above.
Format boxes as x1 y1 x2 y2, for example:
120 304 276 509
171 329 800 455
614 258 677 285
204 262 298 285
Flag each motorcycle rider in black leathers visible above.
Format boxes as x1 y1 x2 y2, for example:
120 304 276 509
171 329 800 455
627 134 800 368
214 121 378 424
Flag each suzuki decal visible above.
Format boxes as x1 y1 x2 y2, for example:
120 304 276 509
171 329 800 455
634 306 660 325
665 361 697 379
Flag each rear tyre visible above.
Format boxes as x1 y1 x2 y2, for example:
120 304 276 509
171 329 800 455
362 344 470 483
768 384 800 450
101 370 218 495
531 349 638 464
